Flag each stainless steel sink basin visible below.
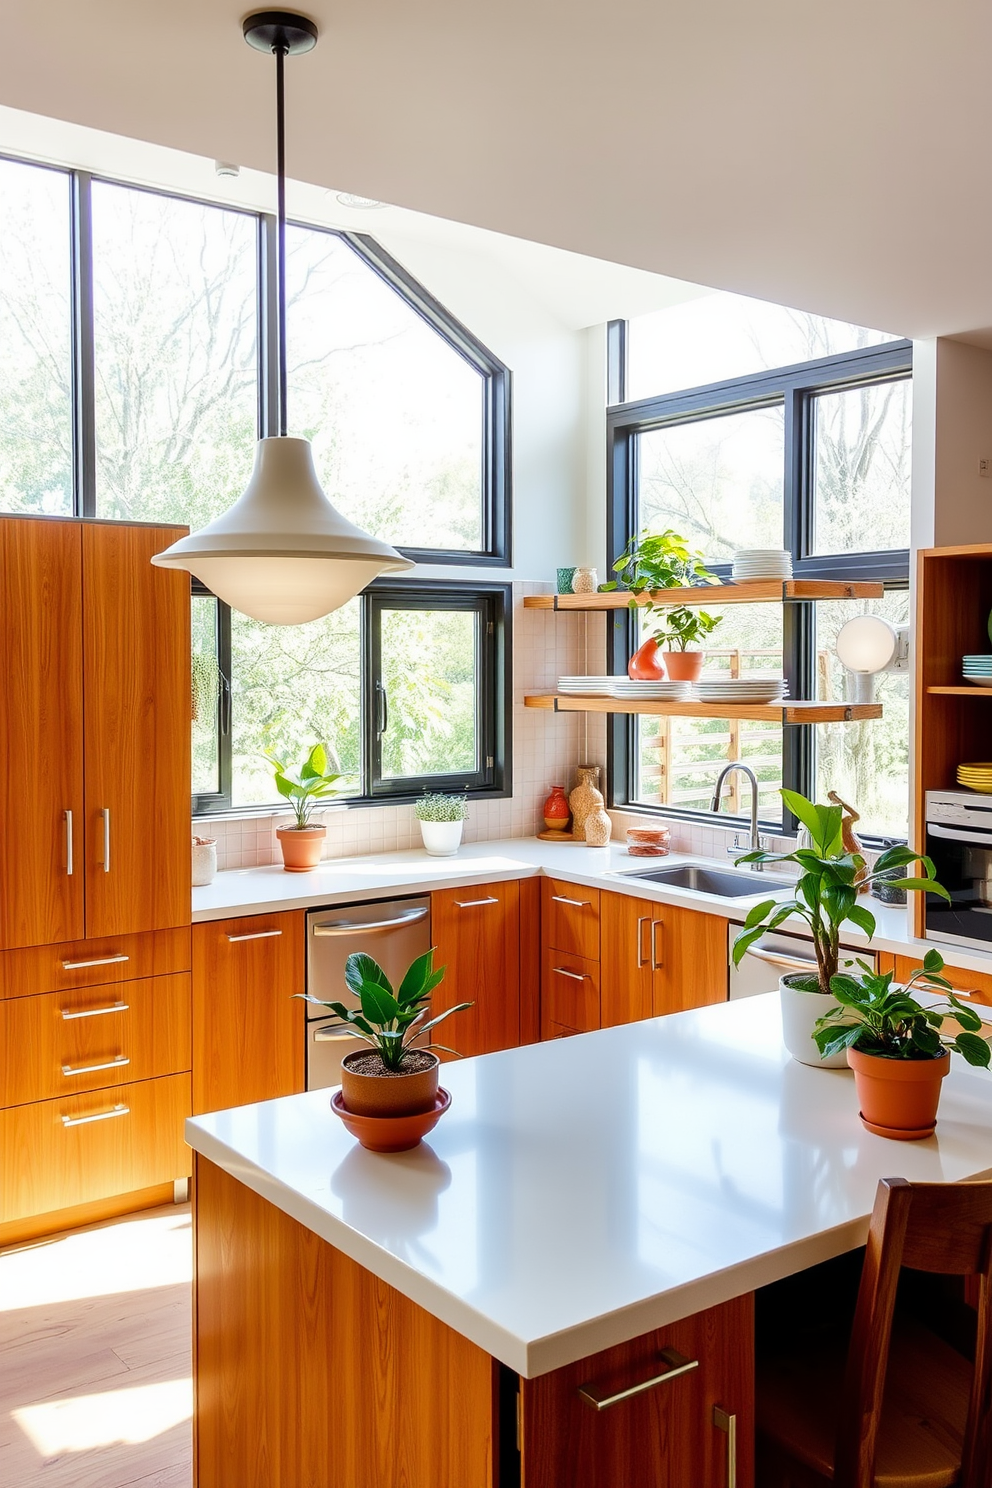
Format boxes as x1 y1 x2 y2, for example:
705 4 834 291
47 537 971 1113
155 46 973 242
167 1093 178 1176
618 863 794 898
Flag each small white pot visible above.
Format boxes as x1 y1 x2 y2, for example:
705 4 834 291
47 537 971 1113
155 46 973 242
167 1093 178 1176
191 838 217 887
419 819 464 857
780 977 849 1069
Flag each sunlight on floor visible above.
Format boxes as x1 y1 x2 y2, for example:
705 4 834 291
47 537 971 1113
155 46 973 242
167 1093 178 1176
0 1208 192 1309
13 1376 193 1457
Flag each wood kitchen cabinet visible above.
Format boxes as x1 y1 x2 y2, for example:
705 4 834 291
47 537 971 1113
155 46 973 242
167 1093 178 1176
192 912 305 1114
600 890 728 1026
890 953 992 1005
431 880 520 1057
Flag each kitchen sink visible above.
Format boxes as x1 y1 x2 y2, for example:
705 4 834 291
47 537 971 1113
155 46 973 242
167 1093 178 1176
618 863 794 899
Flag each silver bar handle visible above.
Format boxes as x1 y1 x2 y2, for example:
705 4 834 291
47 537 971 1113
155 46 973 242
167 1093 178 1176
101 808 111 872
636 915 650 969
551 894 590 908
64 810 73 876
744 945 817 972
313 1028 360 1042
553 966 589 982
454 897 499 908
226 929 283 943
62 1055 130 1077
578 1349 699 1410
61 1102 129 1128
61 953 129 971
61 1001 128 1020
651 919 663 971
928 822 992 846
312 908 428 936
713 1406 737 1488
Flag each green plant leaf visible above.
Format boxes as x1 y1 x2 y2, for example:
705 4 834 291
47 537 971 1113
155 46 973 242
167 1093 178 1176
947 995 984 1032
359 981 400 1026
344 952 393 1000
730 925 767 966
846 904 876 938
923 948 945 976
780 789 823 844
888 877 951 901
953 1032 992 1067
410 1003 475 1041
743 898 779 929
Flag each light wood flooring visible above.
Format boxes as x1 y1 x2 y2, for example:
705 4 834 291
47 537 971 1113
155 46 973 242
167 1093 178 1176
0 1203 192 1487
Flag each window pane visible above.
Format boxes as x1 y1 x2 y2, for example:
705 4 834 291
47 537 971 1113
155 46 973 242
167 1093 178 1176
286 229 484 551
632 605 784 825
230 601 361 806
815 592 910 840
192 595 221 797
93 183 257 524
0 160 72 514
381 608 479 778
811 380 911 556
638 407 784 563
627 289 899 402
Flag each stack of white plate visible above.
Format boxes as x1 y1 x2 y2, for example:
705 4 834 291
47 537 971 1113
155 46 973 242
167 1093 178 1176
557 676 616 696
732 549 793 581
962 656 992 689
692 677 788 704
608 679 692 701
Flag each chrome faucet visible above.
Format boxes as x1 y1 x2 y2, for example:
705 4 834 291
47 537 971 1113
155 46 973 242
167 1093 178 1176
711 763 764 870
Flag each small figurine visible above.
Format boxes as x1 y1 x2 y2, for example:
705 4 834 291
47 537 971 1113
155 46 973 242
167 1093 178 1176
827 790 870 894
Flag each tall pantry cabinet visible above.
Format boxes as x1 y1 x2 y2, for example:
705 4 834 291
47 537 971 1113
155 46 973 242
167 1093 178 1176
0 516 192 1242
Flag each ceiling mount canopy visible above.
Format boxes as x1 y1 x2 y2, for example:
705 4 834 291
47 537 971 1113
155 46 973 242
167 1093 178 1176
151 9 413 625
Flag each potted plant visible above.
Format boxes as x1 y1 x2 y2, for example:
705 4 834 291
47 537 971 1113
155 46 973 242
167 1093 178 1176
267 742 347 872
814 949 990 1138
645 605 721 682
601 528 721 680
308 948 473 1151
731 789 950 1067
416 792 468 857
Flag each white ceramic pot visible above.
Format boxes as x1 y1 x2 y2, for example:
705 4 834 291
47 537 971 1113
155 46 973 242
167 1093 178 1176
779 977 850 1068
191 837 217 887
420 819 463 857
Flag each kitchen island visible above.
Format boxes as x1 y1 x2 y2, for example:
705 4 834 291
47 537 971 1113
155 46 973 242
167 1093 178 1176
186 994 992 1488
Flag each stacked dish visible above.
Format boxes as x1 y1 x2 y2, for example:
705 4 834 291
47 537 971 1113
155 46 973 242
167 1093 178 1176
732 549 793 581
557 676 617 696
962 655 992 688
957 763 992 793
692 676 788 705
608 679 692 701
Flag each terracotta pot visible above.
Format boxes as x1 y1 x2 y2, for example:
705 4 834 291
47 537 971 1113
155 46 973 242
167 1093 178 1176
340 1050 440 1118
780 978 851 1069
848 1047 950 1139
276 824 326 872
628 638 665 680
331 1087 451 1153
660 650 704 682
543 784 571 832
569 765 604 839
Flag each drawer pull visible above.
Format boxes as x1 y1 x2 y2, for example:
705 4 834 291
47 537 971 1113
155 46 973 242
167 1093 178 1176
64 809 74 876
101 807 111 873
713 1406 737 1488
226 929 283 943
454 897 499 908
551 894 590 908
578 1349 699 1410
61 953 130 971
553 966 589 982
651 920 664 971
637 915 650 968
62 1055 130 1077
61 1001 129 1020
61 1102 130 1128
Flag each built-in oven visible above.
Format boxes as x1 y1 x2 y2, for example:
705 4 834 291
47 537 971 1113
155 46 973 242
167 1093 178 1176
924 790 992 953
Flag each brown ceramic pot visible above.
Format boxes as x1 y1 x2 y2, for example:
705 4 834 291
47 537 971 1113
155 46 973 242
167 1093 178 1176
340 1050 440 1118
847 1047 950 1139
276 824 326 871
331 1088 450 1152
627 638 665 680
660 650 704 682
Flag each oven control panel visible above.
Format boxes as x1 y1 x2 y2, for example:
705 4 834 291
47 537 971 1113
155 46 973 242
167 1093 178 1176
926 790 992 832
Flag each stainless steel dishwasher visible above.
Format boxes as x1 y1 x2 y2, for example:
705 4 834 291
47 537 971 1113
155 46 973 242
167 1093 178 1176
728 923 876 998
305 897 431 1090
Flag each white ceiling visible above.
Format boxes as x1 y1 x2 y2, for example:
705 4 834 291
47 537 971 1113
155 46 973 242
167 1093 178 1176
2 0 991 342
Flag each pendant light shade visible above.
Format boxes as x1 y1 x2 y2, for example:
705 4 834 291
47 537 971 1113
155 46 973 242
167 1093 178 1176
151 438 413 623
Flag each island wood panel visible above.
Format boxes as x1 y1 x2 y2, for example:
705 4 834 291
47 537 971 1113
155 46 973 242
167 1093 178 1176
431 880 520 1057
541 948 601 1036
0 517 84 950
82 522 191 938
0 971 191 1107
522 1292 754 1488
0 925 191 1001
600 890 655 1027
519 875 542 1045
192 911 304 1115
193 1155 496 1488
543 877 601 960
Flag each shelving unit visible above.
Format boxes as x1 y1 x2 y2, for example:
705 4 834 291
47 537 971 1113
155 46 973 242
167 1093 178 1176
524 695 881 724
523 579 884 611
926 685 992 697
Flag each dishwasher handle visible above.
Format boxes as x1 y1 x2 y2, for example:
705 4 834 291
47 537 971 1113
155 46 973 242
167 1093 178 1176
744 944 818 973
312 907 429 936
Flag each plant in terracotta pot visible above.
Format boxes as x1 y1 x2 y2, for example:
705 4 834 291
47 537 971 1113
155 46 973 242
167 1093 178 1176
644 605 721 683
731 789 950 1068
813 950 990 1139
415 792 468 857
267 742 347 872
600 529 720 680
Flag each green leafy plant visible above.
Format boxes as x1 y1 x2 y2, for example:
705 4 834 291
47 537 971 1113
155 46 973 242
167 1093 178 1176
601 529 720 603
814 949 991 1067
648 606 722 651
415 792 468 823
303 949 473 1072
731 789 950 996
266 742 346 830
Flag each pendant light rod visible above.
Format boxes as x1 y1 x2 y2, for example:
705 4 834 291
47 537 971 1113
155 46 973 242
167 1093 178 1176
275 41 288 436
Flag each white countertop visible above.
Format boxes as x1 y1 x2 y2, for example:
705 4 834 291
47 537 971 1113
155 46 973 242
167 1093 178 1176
186 994 992 1377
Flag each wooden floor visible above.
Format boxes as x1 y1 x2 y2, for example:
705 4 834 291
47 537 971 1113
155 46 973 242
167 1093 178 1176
0 1203 192 1487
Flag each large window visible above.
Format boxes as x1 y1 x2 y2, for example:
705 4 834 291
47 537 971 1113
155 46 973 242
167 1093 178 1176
609 300 912 840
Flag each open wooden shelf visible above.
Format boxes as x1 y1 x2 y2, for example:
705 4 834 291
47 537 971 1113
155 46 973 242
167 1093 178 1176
927 685 992 696
523 579 884 610
524 694 882 724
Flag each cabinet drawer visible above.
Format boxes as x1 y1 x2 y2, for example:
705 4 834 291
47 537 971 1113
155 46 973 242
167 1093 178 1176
0 973 191 1108
0 1072 191 1224
543 879 601 960
542 948 601 1036
0 926 191 1001
894 954 992 1006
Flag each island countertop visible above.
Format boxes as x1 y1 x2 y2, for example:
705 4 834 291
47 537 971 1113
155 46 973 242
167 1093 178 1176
186 994 992 1377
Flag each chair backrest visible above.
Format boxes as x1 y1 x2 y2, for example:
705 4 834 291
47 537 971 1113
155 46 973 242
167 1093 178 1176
835 1177 992 1488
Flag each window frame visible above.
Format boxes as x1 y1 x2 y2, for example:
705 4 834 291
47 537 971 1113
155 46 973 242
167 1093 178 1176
606 337 913 840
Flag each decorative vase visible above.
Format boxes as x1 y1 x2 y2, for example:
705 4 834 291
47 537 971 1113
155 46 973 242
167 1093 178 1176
556 567 576 594
569 765 604 839
543 785 571 833
584 806 612 847
661 650 704 682
628 638 665 680
191 836 217 886
340 1049 440 1117
276 824 326 872
420 819 463 857
572 566 598 594
779 978 850 1068
847 1047 949 1140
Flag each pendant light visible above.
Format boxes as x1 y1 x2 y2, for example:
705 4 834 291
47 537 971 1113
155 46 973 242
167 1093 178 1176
151 10 413 623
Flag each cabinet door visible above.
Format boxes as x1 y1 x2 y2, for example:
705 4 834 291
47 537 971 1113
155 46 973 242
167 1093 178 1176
82 523 191 938
192 912 305 1115
654 905 728 1016
0 518 84 949
601 891 654 1027
431 881 520 1057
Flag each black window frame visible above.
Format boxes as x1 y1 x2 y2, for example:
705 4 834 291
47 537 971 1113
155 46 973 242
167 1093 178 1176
606 335 913 841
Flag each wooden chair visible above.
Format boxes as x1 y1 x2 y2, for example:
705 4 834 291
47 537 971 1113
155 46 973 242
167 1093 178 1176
757 1177 992 1488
